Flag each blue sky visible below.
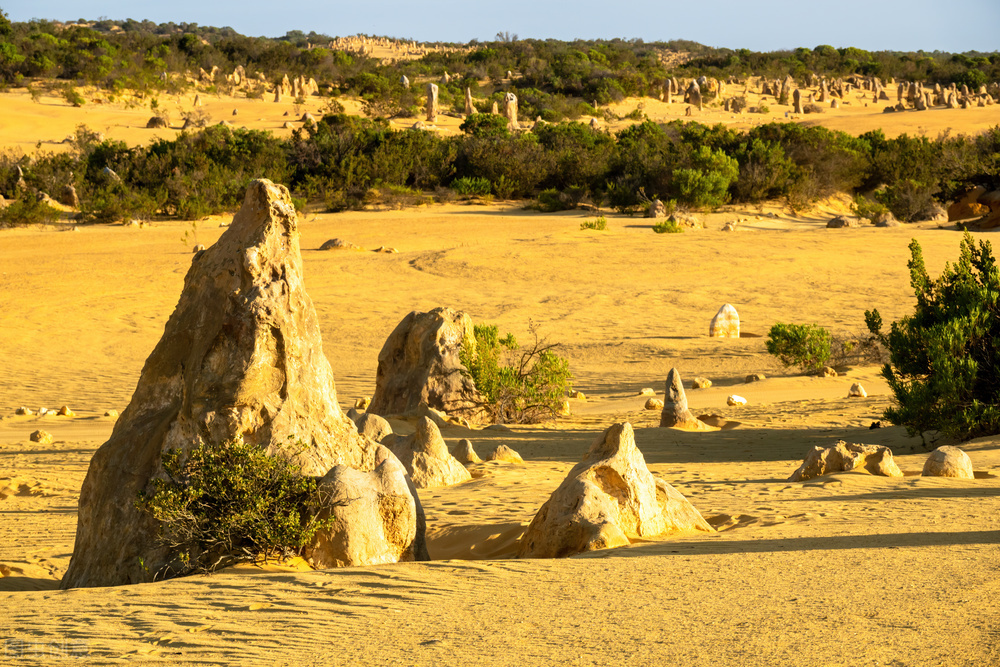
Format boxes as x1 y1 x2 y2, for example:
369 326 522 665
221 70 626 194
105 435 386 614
4 0 999 53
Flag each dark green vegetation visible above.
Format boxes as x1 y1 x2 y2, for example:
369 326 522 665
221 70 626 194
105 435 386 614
135 437 332 578
867 234 1000 441
459 323 572 424
766 323 833 372
5 117 1000 226
1 13 999 224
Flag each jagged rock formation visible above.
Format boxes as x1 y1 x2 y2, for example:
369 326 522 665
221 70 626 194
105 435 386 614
387 417 472 488
61 180 381 589
426 83 439 122
659 369 709 430
789 441 903 482
304 445 428 568
368 307 484 420
489 444 523 463
517 422 713 558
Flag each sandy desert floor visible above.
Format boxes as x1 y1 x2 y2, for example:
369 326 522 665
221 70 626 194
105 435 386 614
0 87 999 665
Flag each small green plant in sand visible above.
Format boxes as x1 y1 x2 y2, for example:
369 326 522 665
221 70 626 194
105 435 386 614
766 322 832 372
136 437 333 578
62 84 85 107
652 219 682 234
460 322 572 424
580 216 607 230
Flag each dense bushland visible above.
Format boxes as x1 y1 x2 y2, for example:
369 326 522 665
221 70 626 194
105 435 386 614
5 114 1000 224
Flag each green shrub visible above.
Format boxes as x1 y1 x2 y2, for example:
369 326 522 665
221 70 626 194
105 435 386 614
766 323 832 372
451 176 492 197
459 323 573 424
852 194 890 223
539 188 575 212
136 437 333 578
0 196 60 226
580 216 606 230
62 84 84 107
866 234 1000 440
460 113 510 139
652 219 682 234
671 145 738 209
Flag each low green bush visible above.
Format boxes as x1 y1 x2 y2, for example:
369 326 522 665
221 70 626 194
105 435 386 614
652 219 682 234
766 322 832 372
0 196 60 226
580 216 606 230
451 176 492 197
136 437 333 578
459 323 572 424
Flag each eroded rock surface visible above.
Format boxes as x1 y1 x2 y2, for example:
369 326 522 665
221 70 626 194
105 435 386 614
922 446 974 479
369 307 484 420
789 440 902 482
305 445 428 568
659 369 709 430
62 179 379 589
387 417 472 488
517 422 713 558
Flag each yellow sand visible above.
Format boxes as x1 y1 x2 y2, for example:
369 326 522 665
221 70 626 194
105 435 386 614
1 90 999 666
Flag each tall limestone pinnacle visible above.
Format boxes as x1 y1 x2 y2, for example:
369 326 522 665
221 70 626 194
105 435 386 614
62 179 380 589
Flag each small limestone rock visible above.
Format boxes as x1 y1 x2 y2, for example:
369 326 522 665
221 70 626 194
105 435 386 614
355 413 393 443
638 388 656 397
827 216 862 229
355 397 371 410
192 244 206 253
319 238 361 251
372 246 398 253
727 395 747 407
57 406 75 417
848 383 867 398
822 367 838 377
921 446 974 479
489 444 524 464
451 439 482 465
15 407 33 416
789 441 902 481
557 399 571 417
517 422 713 558
304 445 427 568
645 398 664 411
692 377 712 389
387 417 471 488
484 423 512 432
413 401 451 429
660 369 709 430
103 410 119 418
569 390 586 400
745 373 765 383
30 430 53 444
709 304 740 338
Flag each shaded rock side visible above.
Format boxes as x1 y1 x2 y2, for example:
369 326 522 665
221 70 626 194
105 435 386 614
789 440 903 482
387 417 472 489
659 368 710 430
517 422 713 558
354 412 393 443
922 446 974 479
369 307 484 420
62 179 378 589
304 445 429 568
451 438 482 465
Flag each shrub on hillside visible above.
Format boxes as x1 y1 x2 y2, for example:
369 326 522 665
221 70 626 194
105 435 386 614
866 234 1000 440
766 323 832 372
459 323 572 424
